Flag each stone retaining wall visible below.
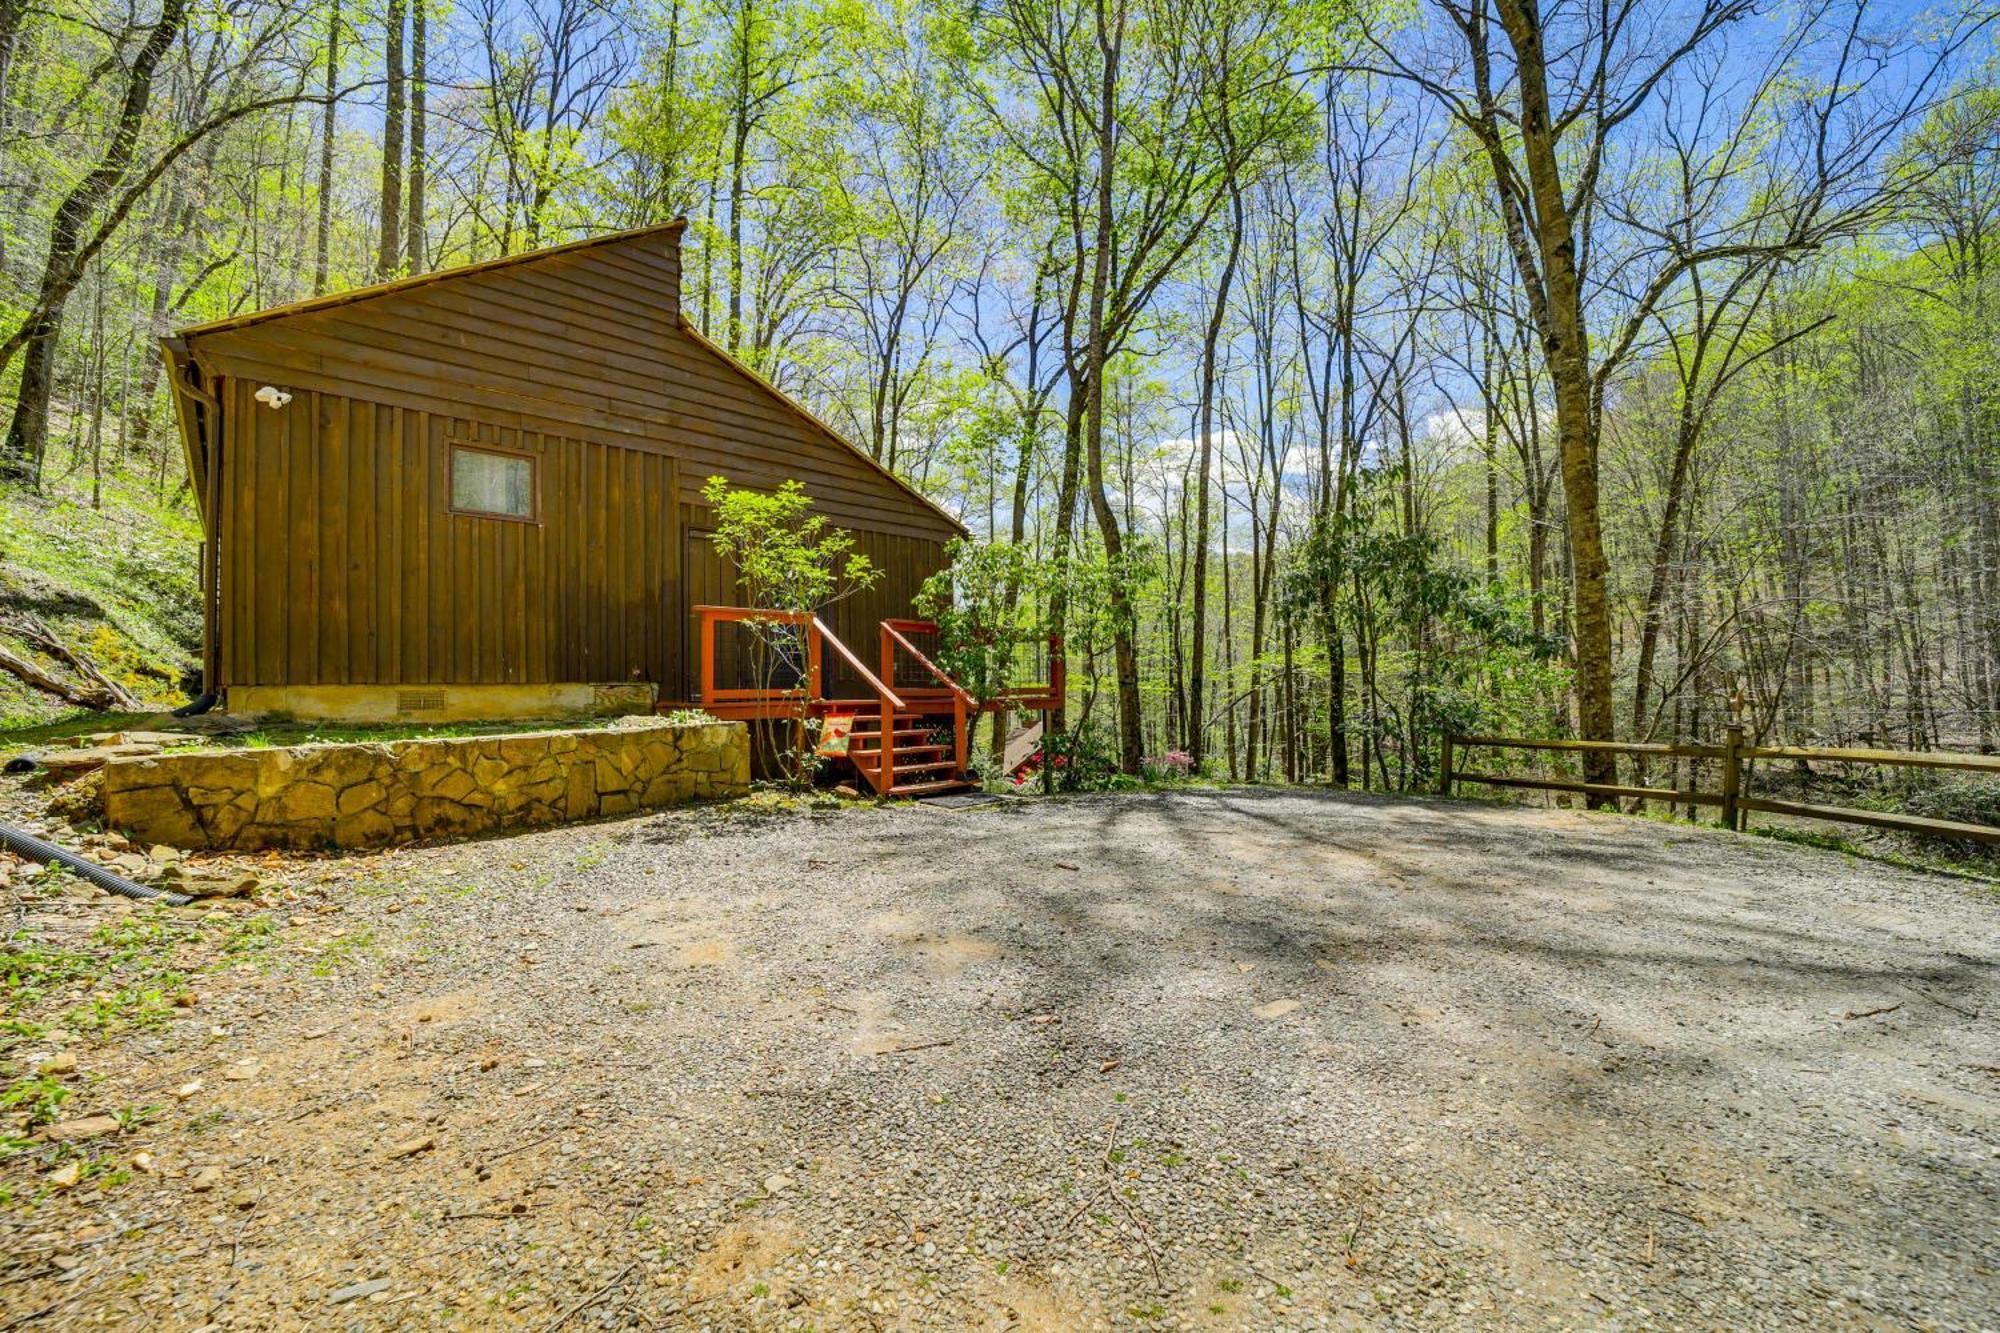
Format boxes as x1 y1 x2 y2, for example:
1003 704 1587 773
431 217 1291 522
100 719 748 851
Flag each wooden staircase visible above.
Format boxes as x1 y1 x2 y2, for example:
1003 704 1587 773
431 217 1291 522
843 713 975 798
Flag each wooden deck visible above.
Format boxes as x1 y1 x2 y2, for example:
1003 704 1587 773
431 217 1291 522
677 606 1059 797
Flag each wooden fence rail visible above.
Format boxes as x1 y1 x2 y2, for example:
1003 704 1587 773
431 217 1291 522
1441 728 2000 847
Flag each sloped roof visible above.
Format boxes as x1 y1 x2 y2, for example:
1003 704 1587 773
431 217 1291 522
170 219 966 538
177 220 689 339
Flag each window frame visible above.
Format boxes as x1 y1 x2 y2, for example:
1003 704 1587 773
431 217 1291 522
446 440 541 524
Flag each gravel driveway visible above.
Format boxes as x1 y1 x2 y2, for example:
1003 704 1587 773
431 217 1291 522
4 787 1996 1329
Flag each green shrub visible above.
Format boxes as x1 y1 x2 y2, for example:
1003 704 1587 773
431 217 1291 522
1895 777 2000 858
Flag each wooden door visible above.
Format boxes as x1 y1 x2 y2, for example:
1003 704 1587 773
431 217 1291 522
683 524 733 701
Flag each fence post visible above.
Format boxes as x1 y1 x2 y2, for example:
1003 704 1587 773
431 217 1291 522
1720 723 1744 831
1438 735 1455 796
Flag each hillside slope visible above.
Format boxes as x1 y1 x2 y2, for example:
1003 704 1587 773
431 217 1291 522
0 469 203 726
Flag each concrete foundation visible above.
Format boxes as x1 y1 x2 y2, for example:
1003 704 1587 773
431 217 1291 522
226 682 657 725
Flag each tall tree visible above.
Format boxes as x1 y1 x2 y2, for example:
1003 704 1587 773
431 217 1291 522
0 0 189 483
405 0 426 271
314 0 340 293
1363 0 1974 797
379 0 406 276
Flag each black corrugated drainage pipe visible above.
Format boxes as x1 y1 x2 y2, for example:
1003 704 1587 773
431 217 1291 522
172 691 219 718
0 821 193 906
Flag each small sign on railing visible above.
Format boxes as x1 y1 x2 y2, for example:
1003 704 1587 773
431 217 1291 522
817 713 855 757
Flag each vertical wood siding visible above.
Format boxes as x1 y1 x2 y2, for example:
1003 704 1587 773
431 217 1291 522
672 502 944 701
217 385 945 690
222 379 679 688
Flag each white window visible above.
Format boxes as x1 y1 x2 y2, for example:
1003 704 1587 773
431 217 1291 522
450 444 536 521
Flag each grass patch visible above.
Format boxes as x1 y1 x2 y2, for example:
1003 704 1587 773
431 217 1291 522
222 717 626 751
1 907 282 1150
0 470 203 726
0 709 164 744
1747 824 2000 885
307 930 375 976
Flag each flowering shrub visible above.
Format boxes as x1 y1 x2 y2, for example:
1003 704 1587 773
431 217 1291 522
1144 749 1195 781
1015 724 1119 791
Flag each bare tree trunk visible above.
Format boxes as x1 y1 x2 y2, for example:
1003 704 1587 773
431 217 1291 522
1189 174 1243 767
2 616 143 709
313 0 339 293
1046 391 1086 742
405 0 426 271
1494 0 1617 794
1483 353 1500 582
1245 524 1265 780
128 176 198 446
1081 0 1142 776
993 270 1051 763
1631 403 1700 741
378 0 405 277
87 267 106 507
0 643 112 708
0 0 25 125
725 5 753 355
1281 617 1298 782
1221 489 1238 780
698 161 718 333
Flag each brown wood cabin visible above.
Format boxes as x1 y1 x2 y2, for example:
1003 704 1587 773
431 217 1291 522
162 220 1045 796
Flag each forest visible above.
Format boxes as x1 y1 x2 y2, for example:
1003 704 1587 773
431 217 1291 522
0 0 1995 794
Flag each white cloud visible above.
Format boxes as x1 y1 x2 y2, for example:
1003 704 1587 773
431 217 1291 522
1418 406 1485 452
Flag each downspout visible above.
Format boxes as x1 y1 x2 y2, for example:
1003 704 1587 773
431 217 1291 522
166 339 224 710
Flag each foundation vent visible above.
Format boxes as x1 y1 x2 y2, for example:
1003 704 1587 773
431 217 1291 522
397 689 448 715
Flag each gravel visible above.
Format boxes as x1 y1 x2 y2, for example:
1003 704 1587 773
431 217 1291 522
3 786 1995 1329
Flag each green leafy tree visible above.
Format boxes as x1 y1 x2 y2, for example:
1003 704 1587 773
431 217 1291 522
914 537 1050 706
1287 466 1562 790
702 476 881 783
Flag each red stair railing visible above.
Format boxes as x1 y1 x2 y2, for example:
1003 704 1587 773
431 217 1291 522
881 619 975 778
689 606 1064 794
813 616 904 793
